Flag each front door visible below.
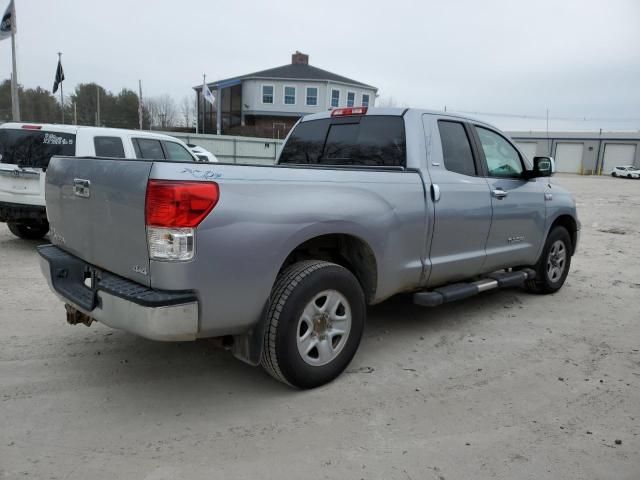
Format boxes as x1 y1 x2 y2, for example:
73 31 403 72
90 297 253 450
472 126 546 271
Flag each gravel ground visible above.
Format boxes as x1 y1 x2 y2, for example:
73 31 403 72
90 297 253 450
0 174 638 480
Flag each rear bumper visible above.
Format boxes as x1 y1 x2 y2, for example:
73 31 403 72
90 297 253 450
38 244 199 341
0 201 47 223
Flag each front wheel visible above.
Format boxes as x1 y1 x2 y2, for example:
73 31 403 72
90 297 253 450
7 221 49 240
261 260 365 389
526 226 572 294
611 172 616 177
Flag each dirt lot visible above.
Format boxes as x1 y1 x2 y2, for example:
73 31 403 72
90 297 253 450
0 175 638 480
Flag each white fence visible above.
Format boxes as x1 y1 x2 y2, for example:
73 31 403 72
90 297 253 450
160 132 285 165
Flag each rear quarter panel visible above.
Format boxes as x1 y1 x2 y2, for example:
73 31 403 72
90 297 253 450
148 163 427 336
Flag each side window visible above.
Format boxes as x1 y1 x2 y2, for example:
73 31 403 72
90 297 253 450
476 127 524 178
94 136 125 158
346 92 355 107
262 85 274 104
331 89 340 108
133 138 165 159
361 94 370 107
437 121 476 176
163 141 194 162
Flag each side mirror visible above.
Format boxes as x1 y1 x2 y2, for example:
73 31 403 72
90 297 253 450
532 156 555 177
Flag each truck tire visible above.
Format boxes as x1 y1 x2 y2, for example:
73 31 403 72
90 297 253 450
526 226 572 294
7 221 49 240
261 260 366 389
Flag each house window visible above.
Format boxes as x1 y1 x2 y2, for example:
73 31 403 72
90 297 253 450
262 85 274 104
284 86 296 105
347 91 355 107
362 94 370 107
306 87 318 106
331 89 340 108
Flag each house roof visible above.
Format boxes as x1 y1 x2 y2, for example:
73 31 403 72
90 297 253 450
195 63 377 91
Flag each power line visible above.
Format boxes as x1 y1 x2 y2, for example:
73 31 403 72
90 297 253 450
449 108 640 123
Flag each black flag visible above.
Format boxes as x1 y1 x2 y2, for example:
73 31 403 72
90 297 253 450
52 58 64 93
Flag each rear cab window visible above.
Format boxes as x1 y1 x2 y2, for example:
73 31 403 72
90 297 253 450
162 141 195 162
133 138 165 159
94 136 125 158
0 129 76 169
279 115 406 167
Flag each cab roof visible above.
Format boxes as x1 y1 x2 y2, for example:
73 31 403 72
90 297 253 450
0 123 181 142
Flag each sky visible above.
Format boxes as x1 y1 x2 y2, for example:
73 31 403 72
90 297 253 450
1 0 639 131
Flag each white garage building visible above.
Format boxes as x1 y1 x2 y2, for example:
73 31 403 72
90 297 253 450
508 131 640 175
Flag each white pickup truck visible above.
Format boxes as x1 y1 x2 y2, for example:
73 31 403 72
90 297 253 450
0 123 199 239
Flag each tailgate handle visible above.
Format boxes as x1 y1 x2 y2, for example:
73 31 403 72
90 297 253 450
73 178 91 198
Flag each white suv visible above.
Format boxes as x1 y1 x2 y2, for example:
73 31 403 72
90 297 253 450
611 165 640 179
0 123 198 239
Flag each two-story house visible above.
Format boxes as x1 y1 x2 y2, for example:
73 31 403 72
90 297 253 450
195 52 377 138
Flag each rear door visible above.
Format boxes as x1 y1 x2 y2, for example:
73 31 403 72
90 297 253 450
472 126 546 270
0 128 76 206
424 117 492 287
45 157 153 286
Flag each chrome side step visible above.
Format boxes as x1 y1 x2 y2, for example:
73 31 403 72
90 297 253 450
413 268 536 307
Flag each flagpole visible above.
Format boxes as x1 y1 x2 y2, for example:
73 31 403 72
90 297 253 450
10 3 20 121
138 80 143 130
57 52 64 123
202 74 206 134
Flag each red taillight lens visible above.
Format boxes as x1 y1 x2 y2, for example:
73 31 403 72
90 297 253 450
21 124 42 130
145 180 219 228
331 107 368 117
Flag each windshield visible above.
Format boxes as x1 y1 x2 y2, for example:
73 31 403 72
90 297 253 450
0 129 76 168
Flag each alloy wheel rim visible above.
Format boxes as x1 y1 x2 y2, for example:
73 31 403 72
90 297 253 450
546 240 567 283
296 290 352 367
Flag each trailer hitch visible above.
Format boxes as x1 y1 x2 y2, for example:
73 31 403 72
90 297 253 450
65 304 94 327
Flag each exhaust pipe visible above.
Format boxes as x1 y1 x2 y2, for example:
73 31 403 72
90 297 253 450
65 304 94 327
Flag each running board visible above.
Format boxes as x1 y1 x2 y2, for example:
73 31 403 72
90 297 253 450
413 269 536 307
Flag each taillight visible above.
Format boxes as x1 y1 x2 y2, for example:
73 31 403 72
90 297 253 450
21 124 42 130
146 180 219 228
331 107 368 117
145 180 219 261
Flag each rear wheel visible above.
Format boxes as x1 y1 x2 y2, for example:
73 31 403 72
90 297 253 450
261 260 365 389
7 221 49 240
526 226 572 294
627 174 632 179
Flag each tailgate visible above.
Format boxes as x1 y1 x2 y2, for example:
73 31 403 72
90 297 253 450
45 156 153 286
0 164 43 204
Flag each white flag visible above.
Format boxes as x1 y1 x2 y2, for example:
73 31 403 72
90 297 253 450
0 0 15 41
203 83 216 106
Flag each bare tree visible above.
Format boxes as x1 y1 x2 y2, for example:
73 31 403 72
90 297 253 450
180 95 196 128
146 94 178 129
377 95 398 108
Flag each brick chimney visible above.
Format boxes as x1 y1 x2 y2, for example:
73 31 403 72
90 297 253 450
291 51 309 65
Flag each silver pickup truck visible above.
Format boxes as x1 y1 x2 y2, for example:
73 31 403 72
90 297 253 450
38 107 579 388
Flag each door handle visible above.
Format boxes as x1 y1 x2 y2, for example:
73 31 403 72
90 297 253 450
492 188 508 199
431 184 441 202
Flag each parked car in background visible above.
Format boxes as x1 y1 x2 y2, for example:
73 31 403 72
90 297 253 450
611 165 640 178
38 107 579 388
188 144 218 162
0 123 198 239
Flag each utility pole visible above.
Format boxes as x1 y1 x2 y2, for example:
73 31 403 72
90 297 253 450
138 80 143 129
73 101 77 125
96 84 101 126
202 74 206 134
57 52 64 123
10 2 20 121
546 108 550 155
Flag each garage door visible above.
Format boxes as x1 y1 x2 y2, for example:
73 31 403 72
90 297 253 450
516 142 538 161
601 144 637 175
554 143 583 173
